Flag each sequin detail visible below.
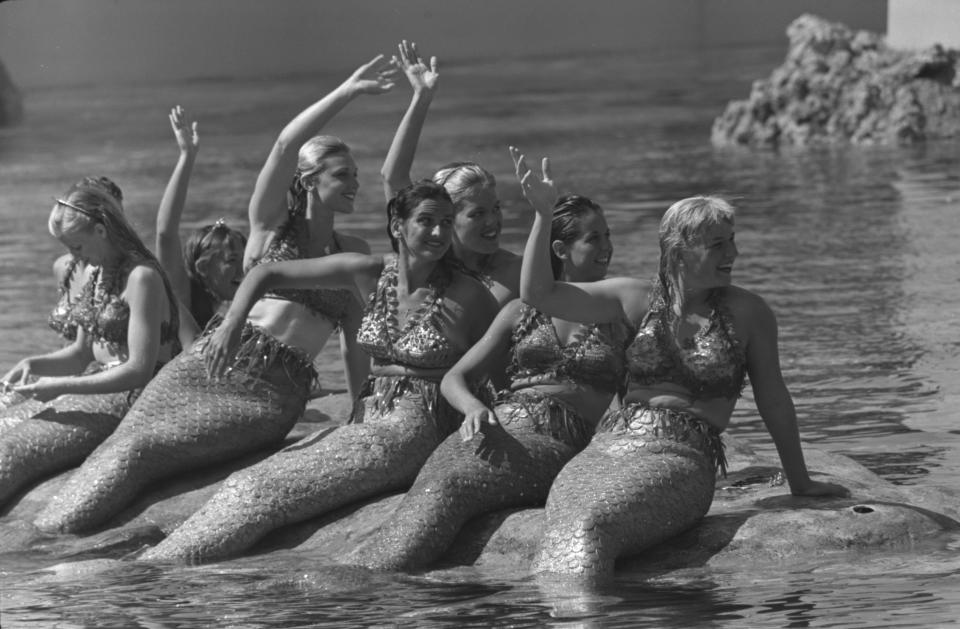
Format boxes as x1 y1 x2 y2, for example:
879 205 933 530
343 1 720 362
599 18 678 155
508 304 629 394
71 262 178 352
493 389 593 450
250 207 355 326
349 374 463 438
626 289 746 399
356 259 460 370
48 257 83 341
598 403 727 476
196 314 317 393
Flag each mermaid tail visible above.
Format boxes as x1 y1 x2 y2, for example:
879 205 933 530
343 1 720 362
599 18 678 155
140 387 446 564
0 398 45 433
531 406 723 582
0 391 132 507
345 391 590 572
34 345 308 534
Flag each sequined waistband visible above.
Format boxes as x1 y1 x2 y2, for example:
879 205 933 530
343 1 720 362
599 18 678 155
598 403 727 476
494 389 593 450
196 316 317 394
349 374 462 438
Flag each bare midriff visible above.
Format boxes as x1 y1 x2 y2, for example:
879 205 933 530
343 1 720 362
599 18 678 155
247 297 337 361
623 383 736 432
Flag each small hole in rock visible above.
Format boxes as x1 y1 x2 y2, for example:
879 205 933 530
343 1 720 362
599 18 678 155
852 505 874 514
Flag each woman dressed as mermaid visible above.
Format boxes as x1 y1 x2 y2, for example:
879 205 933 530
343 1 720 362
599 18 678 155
343 193 630 572
0 181 180 506
34 55 398 534
141 179 498 563
512 147 848 582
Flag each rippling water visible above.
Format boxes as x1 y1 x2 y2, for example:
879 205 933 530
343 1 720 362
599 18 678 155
2 44 960 626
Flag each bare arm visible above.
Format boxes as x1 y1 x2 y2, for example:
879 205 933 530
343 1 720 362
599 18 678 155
744 292 848 498
205 252 384 377
2 340 92 389
246 55 397 266
441 300 521 440
155 106 199 307
510 146 648 324
336 234 373 401
14 265 166 401
381 40 439 200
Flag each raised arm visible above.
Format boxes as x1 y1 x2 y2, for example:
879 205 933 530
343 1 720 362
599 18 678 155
13 265 166 401
440 300 520 440
246 55 397 264
511 146 647 324
743 292 848 498
204 253 383 377
155 105 199 307
381 40 439 200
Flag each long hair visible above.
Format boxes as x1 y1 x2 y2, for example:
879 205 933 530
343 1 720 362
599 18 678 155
651 195 735 313
182 220 247 329
550 194 604 280
49 182 180 343
287 135 351 216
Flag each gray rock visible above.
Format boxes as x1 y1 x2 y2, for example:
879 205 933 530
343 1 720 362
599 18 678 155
712 14 960 146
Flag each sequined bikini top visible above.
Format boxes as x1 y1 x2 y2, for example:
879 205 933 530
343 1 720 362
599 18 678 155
626 290 747 399
48 256 83 341
251 207 355 326
71 261 179 351
507 304 629 394
356 258 461 370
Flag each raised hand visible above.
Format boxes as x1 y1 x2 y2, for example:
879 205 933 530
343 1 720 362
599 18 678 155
344 54 399 96
394 40 438 95
509 146 557 214
169 105 199 157
459 405 499 441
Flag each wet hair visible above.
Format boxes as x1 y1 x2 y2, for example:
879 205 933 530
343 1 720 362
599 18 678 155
78 176 123 205
550 194 604 280
49 182 180 339
432 161 496 209
385 180 453 254
183 220 247 329
287 135 351 215
652 195 735 311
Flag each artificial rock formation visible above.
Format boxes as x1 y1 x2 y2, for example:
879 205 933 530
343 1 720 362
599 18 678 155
712 14 960 147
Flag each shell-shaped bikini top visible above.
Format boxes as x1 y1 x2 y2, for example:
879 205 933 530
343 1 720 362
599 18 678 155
251 207 356 326
507 304 630 394
626 289 747 399
356 258 462 371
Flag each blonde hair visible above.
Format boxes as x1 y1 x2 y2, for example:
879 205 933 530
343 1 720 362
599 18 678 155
432 162 496 209
653 196 735 310
287 135 351 215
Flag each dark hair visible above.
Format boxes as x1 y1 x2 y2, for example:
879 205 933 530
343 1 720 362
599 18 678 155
183 220 247 329
385 180 454 253
549 194 604 280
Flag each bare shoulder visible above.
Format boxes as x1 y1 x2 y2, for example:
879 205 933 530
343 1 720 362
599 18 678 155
720 285 775 326
448 271 499 318
124 263 165 295
336 231 372 255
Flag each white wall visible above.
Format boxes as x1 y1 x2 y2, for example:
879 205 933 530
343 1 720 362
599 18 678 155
887 0 960 49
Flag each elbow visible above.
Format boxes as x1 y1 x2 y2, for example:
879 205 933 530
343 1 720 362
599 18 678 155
439 370 460 401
